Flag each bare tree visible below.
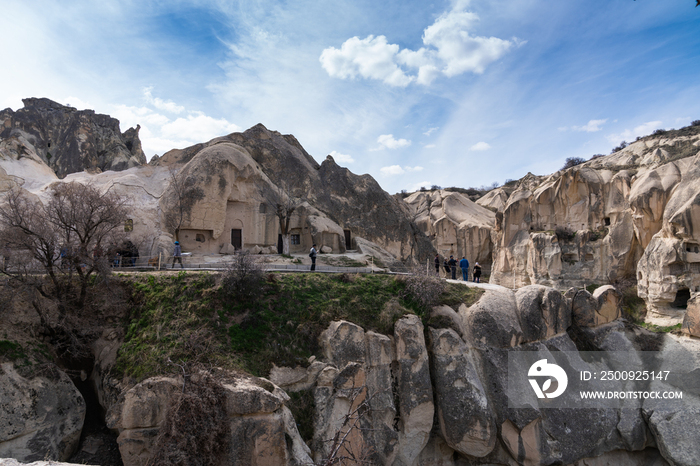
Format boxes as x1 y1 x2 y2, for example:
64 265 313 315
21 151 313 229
0 182 129 308
163 167 205 242
259 180 304 255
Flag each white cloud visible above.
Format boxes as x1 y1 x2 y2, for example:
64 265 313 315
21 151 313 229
572 119 607 132
424 144 436 149
377 134 412 149
381 165 405 175
329 150 354 164
422 10 514 76
319 35 414 87
607 120 663 144
423 127 439 136
469 141 491 151
380 165 423 176
320 4 520 86
143 87 185 114
160 113 240 141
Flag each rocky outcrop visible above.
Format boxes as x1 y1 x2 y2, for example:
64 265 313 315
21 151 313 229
295 284 698 466
157 124 435 263
0 363 85 462
404 190 495 271
0 98 146 178
422 125 700 326
105 373 312 466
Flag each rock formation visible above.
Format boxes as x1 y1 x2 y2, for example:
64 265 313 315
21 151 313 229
0 98 146 177
413 125 700 328
268 284 698 466
403 189 495 272
0 363 86 462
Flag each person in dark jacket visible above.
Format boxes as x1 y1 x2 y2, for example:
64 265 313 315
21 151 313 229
310 244 317 271
443 258 450 277
448 255 457 280
172 241 183 268
473 262 482 283
434 254 440 276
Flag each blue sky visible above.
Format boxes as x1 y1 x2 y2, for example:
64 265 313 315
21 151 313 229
2 0 699 194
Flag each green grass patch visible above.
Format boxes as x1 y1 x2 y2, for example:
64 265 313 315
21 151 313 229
0 340 24 361
114 272 485 381
639 322 682 333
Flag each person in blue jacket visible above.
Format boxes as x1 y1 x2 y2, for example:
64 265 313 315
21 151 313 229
459 257 469 281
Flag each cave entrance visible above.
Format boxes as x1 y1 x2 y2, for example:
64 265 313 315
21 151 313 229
231 229 242 249
671 288 690 309
344 230 352 250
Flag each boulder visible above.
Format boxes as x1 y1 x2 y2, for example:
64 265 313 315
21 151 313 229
106 373 309 466
393 315 434 466
461 288 524 348
319 320 366 368
0 363 85 462
571 287 621 328
268 361 329 392
320 245 332 254
428 328 496 457
515 284 571 342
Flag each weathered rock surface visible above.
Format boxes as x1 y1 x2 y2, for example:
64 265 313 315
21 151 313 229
0 98 146 178
404 190 495 271
105 373 312 466
428 328 496 457
0 363 85 462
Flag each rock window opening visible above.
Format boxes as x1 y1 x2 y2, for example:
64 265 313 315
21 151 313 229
125 141 133 151
585 254 594 261
291 234 300 245
195 234 205 243
259 204 266 214
563 253 578 262
671 288 690 309
604 217 611 226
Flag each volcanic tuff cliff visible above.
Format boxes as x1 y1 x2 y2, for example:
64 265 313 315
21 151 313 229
404 124 700 331
0 98 146 178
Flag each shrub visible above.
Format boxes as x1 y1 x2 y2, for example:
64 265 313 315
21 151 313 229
147 373 230 466
589 154 605 161
611 141 628 153
691 120 700 127
399 269 446 313
561 157 586 170
555 226 576 242
220 252 265 302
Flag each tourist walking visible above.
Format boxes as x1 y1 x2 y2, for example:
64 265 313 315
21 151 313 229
459 257 469 281
448 255 457 280
310 243 317 271
473 262 482 283
172 241 183 268
443 258 451 277
434 254 440 276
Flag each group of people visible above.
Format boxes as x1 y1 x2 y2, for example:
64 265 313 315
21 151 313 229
434 254 482 282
